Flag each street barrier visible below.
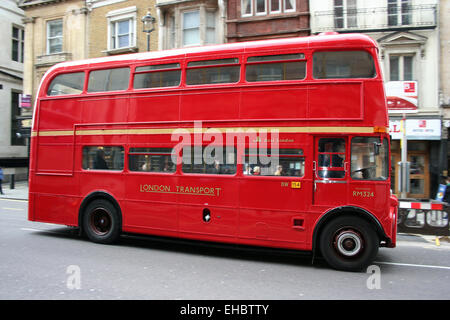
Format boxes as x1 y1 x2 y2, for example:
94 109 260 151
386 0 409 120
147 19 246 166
397 201 449 236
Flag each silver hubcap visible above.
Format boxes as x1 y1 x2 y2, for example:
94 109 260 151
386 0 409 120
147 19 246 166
335 230 362 257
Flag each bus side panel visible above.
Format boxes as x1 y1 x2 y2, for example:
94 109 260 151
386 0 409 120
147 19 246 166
240 85 307 119
308 83 362 119
31 175 80 226
238 178 308 246
177 176 239 239
181 89 240 121
81 95 129 124
129 93 180 122
123 173 179 236
38 99 81 130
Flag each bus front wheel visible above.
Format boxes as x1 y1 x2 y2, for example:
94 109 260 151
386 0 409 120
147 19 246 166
82 199 121 244
319 216 379 272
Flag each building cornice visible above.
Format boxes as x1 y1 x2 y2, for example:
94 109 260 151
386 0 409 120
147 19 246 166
19 0 67 9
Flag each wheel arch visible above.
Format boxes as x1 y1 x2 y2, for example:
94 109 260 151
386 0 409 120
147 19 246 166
312 206 389 254
78 191 123 233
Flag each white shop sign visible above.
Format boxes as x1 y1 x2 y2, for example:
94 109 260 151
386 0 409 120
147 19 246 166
389 119 441 140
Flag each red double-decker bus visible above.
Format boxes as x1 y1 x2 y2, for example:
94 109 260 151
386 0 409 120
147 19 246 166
29 33 398 271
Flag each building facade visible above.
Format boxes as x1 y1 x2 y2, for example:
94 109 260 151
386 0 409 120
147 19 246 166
310 0 441 199
0 0 29 170
19 0 88 106
87 0 158 57
226 0 310 42
156 0 226 50
440 0 450 176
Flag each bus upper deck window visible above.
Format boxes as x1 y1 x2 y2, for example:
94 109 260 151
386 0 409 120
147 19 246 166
186 58 240 85
134 63 181 89
313 51 376 79
88 67 130 93
47 72 85 96
246 53 306 82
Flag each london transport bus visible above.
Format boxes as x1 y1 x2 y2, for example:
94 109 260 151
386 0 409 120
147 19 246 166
29 33 398 271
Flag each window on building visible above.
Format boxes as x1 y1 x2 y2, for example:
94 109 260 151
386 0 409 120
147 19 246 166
242 0 253 16
12 26 24 63
206 11 216 44
11 90 25 146
111 19 134 49
47 19 63 54
270 0 281 13
241 0 295 17
183 11 200 46
334 0 357 29
388 0 412 26
107 6 137 51
389 54 414 81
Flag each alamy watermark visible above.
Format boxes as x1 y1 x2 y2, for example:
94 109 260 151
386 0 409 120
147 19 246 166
170 121 281 173
366 265 381 290
66 265 81 290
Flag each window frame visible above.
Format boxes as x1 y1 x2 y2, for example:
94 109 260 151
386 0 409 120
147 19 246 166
182 10 201 47
87 67 131 93
106 6 137 52
133 62 182 90
245 53 307 83
185 57 241 86
128 147 177 174
46 71 86 97
389 54 415 82
243 148 306 177
12 25 25 63
312 50 377 80
82 146 125 172
46 19 63 55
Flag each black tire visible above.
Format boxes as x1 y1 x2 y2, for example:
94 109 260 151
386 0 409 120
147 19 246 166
82 199 121 244
319 216 379 272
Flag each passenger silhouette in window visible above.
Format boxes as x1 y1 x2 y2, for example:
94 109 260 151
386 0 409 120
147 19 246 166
94 149 108 170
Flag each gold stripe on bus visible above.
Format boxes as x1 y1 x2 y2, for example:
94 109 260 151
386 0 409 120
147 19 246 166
34 126 381 137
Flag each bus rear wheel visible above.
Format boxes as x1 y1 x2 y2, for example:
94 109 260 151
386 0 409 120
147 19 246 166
82 199 121 244
319 216 379 272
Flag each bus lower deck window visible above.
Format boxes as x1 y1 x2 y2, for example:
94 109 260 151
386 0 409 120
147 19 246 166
182 146 236 174
129 148 176 173
243 148 305 176
82 146 124 171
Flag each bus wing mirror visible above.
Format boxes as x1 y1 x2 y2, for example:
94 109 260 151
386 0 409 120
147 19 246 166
373 142 381 155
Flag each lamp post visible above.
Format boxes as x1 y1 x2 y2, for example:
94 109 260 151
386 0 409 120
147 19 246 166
141 10 155 51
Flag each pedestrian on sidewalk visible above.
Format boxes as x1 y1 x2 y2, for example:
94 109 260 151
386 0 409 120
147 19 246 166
0 167 4 195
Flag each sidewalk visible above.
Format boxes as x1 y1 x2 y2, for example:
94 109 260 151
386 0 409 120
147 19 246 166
0 181 29 200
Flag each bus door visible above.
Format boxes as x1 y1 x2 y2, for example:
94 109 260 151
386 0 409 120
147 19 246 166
313 137 348 207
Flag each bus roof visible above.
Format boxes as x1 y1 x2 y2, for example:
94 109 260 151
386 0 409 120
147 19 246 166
51 33 378 71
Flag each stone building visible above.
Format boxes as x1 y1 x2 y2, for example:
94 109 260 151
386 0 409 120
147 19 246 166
0 0 29 173
226 0 310 42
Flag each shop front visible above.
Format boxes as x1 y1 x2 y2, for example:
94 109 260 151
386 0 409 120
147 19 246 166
389 118 443 199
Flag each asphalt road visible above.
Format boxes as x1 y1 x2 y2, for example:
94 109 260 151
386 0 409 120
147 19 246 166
1 198 449 300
